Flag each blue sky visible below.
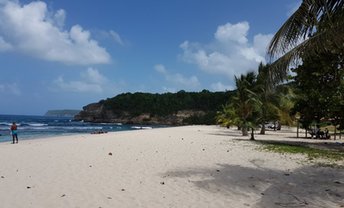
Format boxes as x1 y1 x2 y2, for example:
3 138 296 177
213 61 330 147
0 0 301 115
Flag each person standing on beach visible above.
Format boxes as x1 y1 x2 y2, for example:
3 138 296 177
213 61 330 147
10 122 18 144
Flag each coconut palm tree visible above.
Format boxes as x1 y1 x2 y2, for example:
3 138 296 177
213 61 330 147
268 0 344 83
216 72 260 138
232 72 261 138
255 63 280 134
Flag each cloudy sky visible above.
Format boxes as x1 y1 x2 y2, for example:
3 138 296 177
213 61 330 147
0 0 301 115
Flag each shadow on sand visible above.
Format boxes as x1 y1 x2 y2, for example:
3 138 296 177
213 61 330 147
164 164 344 207
207 128 245 138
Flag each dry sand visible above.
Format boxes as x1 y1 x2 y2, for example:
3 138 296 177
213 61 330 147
0 125 343 208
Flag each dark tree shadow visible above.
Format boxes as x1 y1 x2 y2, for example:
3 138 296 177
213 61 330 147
163 164 344 207
207 128 248 137
208 132 245 137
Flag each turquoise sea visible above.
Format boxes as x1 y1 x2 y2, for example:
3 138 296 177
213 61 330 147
0 114 157 143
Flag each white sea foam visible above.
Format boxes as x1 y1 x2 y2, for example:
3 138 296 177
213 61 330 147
28 123 48 127
0 114 156 141
0 122 11 126
131 126 153 130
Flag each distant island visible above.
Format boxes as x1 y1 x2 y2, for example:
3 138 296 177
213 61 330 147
45 110 81 117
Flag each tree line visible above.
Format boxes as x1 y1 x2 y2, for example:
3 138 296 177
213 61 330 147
217 0 344 139
99 90 233 124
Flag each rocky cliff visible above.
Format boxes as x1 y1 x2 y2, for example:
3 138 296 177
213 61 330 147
74 102 207 125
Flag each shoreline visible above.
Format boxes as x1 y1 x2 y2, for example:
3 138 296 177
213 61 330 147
0 124 164 144
0 125 343 207
1 124 342 144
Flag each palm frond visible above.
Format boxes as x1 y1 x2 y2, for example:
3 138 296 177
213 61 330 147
268 0 344 59
268 16 344 83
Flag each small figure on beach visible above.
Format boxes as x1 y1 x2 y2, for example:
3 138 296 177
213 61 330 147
312 125 322 139
324 128 330 139
10 122 18 144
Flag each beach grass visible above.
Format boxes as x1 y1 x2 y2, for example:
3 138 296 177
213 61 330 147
260 142 344 161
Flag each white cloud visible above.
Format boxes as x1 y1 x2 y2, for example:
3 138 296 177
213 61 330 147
96 30 125 46
54 77 103 93
161 87 177 93
253 33 273 56
215 22 249 44
53 68 108 93
81 67 107 84
109 30 124 45
210 82 233 91
52 9 65 29
155 64 200 88
0 36 12 51
0 0 111 65
0 83 21 95
154 64 167 74
180 21 273 79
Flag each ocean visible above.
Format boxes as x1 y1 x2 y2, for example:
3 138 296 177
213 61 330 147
0 114 157 143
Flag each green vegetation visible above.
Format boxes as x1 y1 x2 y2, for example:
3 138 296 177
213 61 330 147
291 51 344 131
260 142 344 161
99 90 233 124
217 1 344 138
267 0 344 83
220 72 261 138
271 0 344 133
216 63 295 139
268 0 344 132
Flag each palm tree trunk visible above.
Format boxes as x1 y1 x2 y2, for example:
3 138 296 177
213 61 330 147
296 121 299 138
334 127 337 140
250 128 255 140
305 129 308 138
260 123 265 134
242 127 248 136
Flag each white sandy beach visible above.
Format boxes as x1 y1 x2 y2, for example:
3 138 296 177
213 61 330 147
0 125 343 208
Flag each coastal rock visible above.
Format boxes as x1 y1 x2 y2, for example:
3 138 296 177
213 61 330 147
74 103 207 125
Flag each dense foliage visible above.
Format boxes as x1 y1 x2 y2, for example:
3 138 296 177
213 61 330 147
268 0 344 83
265 0 344 136
292 51 344 130
216 63 297 139
268 0 344 132
99 90 233 124
230 72 260 137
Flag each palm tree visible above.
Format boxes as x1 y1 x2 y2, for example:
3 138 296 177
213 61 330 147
255 63 280 134
268 0 344 82
216 72 260 138
216 104 239 128
232 72 261 138
276 84 296 126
